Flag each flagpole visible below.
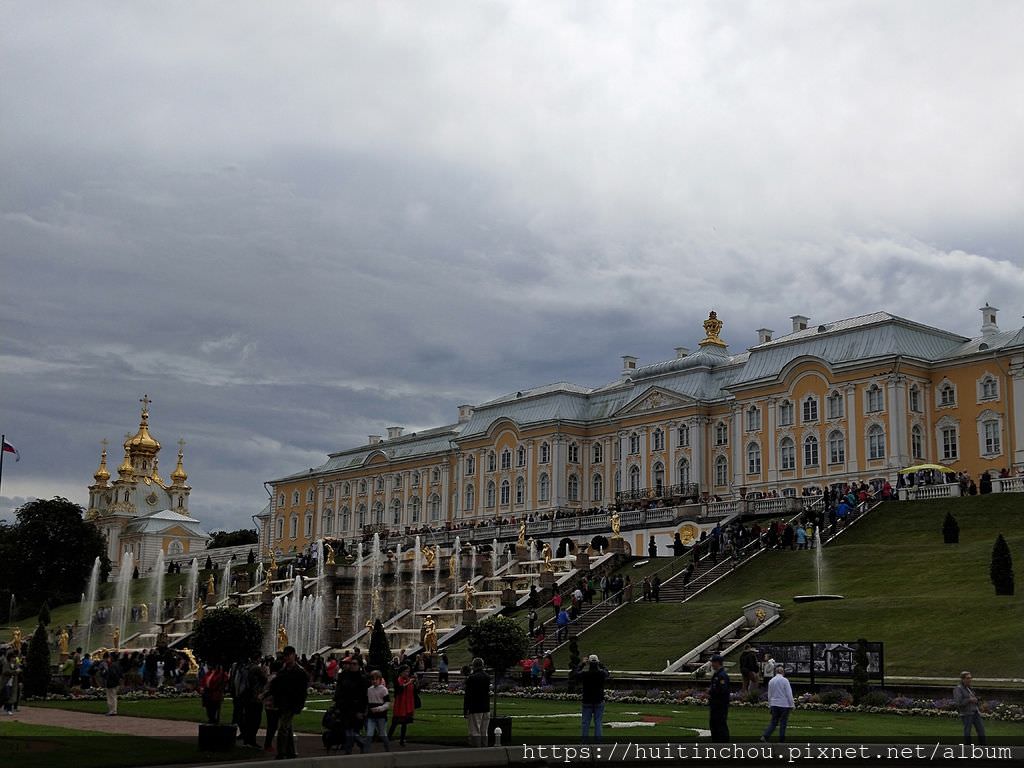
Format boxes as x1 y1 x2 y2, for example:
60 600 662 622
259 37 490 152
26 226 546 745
0 433 5 500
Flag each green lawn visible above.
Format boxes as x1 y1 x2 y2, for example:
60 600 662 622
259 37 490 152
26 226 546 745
30 692 1024 745
0 720 250 768
557 497 1024 677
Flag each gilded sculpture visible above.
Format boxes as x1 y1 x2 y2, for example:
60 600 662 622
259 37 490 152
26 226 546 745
324 542 335 566
420 615 438 655
277 623 288 651
699 309 727 347
58 627 69 655
541 542 555 572
517 520 526 547
610 510 622 539
462 580 477 610
423 545 436 569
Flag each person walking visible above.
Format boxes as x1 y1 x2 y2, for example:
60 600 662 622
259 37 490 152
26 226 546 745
707 654 730 742
437 653 449 685
0 648 18 714
333 657 367 754
760 665 794 743
577 654 610 743
200 663 230 724
463 658 491 747
555 607 570 643
739 644 759 694
954 671 986 745
261 660 282 754
238 655 267 748
365 670 391 751
651 574 661 602
388 665 416 746
269 645 309 759
103 652 123 716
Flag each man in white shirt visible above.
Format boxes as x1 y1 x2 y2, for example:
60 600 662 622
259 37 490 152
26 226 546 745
760 664 795 743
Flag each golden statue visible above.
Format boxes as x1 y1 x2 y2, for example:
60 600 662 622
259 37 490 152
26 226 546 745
517 521 526 546
112 626 120 649
462 580 477 610
610 510 622 539
140 603 149 623
449 553 457 575
58 628 70 655
195 597 205 620
325 542 335 565
206 572 216 599
182 647 199 675
277 623 288 652
699 310 727 348
10 626 22 648
423 545 436 569
264 567 273 591
542 542 555 572
420 615 438 655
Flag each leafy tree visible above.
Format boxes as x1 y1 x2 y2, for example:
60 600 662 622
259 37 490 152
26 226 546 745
942 512 959 544
191 607 263 667
990 534 1015 596
367 619 392 683
208 529 259 549
0 498 110 617
591 535 609 552
851 638 870 704
24 622 51 697
467 615 529 715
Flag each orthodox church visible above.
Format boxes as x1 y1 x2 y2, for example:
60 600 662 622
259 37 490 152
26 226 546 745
86 396 209 575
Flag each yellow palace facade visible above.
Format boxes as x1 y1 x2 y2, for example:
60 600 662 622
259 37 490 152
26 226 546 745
263 306 1024 554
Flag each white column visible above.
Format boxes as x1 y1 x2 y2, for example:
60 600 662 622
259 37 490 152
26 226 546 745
526 441 534 509
766 398 778 483
603 437 612 504
731 405 743 488
640 428 648 488
1010 356 1024 469
887 375 909 469
845 384 860 474
554 435 566 506
689 417 705 493
667 421 677 484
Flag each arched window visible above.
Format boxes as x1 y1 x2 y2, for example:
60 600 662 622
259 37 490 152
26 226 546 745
466 456 475 475
614 470 621 494
411 471 420 487
278 494 285 507
746 406 761 432
568 474 579 501
827 390 844 419
802 396 819 423
373 502 384 524
539 442 551 464
486 481 496 507
803 435 819 467
326 485 334 499
304 514 312 536
568 442 580 463
464 484 475 511
629 464 641 492
515 477 525 504
982 419 1001 455
487 451 497 472
780 437 796 470
678 458 690 486
501 449 511 470
747 443 761 475
979 376 998 400
909 385 921 413
677 424 690 447
939 382 956 407
359 479 367 494
292 491 300 505
592 474 603 501
409 497 421 523
431 468 440 483
391 498 402 525
517 445 526 467
276 518 284 539
539 473 550 502
714 422 729 446
867 425 886 459
911 425 923 460
778 400 794 426
322 510 333 535
307 488 315 503
866 384 884 412
357 504 366 528
629 433 641 454
342 482 350 496
177 496 184 509
653 461 665 493
341 507 350 531
828 430 846 464
169 540 184 555
375 476 384 492
428 494 441 521
652 429 665 451
500 479 510 505
714 456 728 487
591 443 603 464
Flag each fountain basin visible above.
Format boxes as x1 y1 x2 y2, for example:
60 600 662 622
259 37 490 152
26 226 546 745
792 594 845 603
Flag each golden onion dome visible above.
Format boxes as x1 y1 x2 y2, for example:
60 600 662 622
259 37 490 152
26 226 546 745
117 442 134 478
150 456 165 486
125 396 161 454
171 440 188 486
93 443 111 485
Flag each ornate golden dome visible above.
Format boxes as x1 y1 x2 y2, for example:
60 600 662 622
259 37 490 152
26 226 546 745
125 395 161 455
93 441 111 486
150 456 165 486
117 439 134 479
171 439 189 486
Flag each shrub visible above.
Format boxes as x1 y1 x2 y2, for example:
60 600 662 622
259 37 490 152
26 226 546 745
990 534 1014 595
24 623 51 697
818 688 853 706
942 512 959 544
191 607 262 667
860 690 893 708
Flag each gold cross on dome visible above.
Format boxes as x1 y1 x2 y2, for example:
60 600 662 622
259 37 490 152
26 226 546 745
100 438 108 451
178 438 186 454
140 394 152 413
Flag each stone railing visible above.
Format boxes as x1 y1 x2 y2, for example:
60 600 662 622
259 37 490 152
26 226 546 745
994 476 1024 494
900 482 961 501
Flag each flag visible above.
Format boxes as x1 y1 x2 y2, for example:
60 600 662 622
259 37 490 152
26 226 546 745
2 438 19 462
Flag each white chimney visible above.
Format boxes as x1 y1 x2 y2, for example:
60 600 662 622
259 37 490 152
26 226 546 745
458 405 474 423
757 328 774 344
621 355 638 379
790 315 809 332
386 426 404 440
368 435 383 445
980 304 999 336
674 346 690 359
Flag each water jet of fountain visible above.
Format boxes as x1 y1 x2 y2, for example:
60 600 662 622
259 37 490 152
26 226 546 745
412 535 422 616
353 541 365 635
113 551 134 645
452 535 461 588
151 549 166 626
491 538 499 576
186 558 199 617
220 557 233 604
80 558 101 652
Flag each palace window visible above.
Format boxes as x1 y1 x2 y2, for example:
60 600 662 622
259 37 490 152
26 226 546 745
827 391 844 419
747 443 761 475
911 425 923 460
289 516 296 538
501 449 512 470
177 497 184 508
276 518 284 539
464 485 474 511
678 458 690 486
487 451 496 472
909 386 921 413
746 406 761 432
278 494 285 507
539 473 550 502
867 425 886 459
326 485 334 499
307 488 315 503
357 504 366 528
410 497 421 523
540 442 551 463
804 435 819 467
802 396 819 424
866 385 884 413
629 433 641 454
411 471 420 487
359 480 367 494
629 464 641 492
614 441 621 460
431 468 440 483
305 514 312 536
941 427 958 461
428 494 440 521
292 491 300 505
341 507 350 531
516 477 525 505
322 511 333 535
828 430 845 464
568 442 580 463
517 445 526 467
592 443 603 464
614 470 621 494
652 429 665 451
714 456 728 487
568 474 579 501
982 420 1001 455
653 461 665 492
500 479 510 505
466 456 475 475
939 383 956 407
393 474 402 489
778 400 794 426
375 477 384 492
780 437 796 471
714 422 729 446
592 474 603 502
678 424 690 447
373 502 384 524
979 376 999 401
486 481 496 508
391 499 402 525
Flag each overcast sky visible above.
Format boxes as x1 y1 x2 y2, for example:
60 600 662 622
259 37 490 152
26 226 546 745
2 1 1023 530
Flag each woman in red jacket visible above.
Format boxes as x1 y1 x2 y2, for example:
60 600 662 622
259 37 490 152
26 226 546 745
199 664 230 724
388 665 416 746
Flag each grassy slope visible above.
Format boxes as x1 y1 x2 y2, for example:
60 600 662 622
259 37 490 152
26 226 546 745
555 496 1023 677
30 693 1024 745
